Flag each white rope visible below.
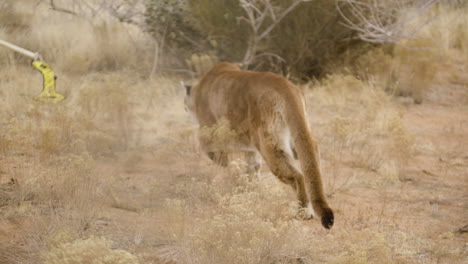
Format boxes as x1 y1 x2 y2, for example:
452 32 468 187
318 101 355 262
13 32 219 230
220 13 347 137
0 39 42 61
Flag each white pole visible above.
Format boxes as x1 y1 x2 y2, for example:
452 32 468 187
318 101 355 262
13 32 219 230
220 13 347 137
0 39 42 61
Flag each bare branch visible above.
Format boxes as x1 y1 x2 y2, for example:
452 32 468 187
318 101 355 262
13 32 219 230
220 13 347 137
238 0 310 68
253 52 286 62
257 0 308 41
100 0 145 26
336 0 438 44
49 0 77 15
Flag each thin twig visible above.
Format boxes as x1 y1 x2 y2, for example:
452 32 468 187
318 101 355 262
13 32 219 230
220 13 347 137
238 0 310 67
49 0 77 15
336 0 438 44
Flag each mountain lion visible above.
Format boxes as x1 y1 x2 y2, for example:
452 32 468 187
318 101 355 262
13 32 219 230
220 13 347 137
184 62 334 229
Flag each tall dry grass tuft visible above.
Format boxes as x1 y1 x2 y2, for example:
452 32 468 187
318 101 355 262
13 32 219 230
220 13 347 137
0 0 158 158
0 69 159 160
307 74 414 191
0 150 100 264
331 231 394 264
42 235 140 264
157 167 318 264
199 117 238 150
352 4 468 103
34 153 95 207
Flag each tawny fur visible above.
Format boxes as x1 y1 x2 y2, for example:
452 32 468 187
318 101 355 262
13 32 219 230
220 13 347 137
185 62 334 229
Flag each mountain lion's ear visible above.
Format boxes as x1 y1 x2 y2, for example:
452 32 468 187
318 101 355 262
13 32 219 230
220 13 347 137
180 81 192 96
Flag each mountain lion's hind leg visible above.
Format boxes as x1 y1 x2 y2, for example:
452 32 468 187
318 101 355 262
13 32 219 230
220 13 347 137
207 151 229 167
199 136 229 167
255 132 309 217
245 151 262 178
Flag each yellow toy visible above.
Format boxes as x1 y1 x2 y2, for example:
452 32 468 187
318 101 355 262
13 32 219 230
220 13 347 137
31 61 64 103
0 39 64 103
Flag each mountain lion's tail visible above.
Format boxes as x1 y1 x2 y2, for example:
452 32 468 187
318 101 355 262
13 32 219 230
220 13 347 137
282 88 334 229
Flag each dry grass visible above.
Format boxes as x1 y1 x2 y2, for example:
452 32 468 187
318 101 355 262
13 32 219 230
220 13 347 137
43 235 140 264
0 1 466 264
306 74 413 189
0 0 152 74
352 4 468 103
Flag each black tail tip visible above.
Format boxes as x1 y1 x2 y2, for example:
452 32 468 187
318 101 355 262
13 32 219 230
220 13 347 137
321 208 334 229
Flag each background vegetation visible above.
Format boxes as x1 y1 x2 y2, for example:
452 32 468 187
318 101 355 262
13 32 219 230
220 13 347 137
0 0 467 263
146 0 368 78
